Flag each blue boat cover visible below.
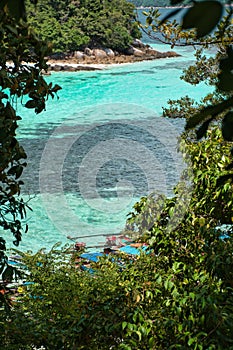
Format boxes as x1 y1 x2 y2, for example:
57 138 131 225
119 245 148 255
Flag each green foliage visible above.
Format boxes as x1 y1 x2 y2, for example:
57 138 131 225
2 197 233 350
144 1 233 172
25 0 141 53
0 246 131 349
124 127 233 348
148 2 232 128
0 0 60 308
1 129 233 348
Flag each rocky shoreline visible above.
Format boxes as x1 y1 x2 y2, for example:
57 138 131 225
46 40 180 72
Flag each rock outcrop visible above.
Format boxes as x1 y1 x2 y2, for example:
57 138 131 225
46 40 180 72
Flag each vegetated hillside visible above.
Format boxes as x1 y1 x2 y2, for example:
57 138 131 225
26 0 141 53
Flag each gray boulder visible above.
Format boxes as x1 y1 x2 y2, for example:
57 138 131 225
132 39 147 49
103 48 115 57
126 46 144 56
93 49 107 59
84 48 93 56
74 51 85 59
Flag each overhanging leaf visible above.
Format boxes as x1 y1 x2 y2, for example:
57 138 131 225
225 162 233 171
196 117 213 139
182 1 223 37
160 8 182 25
0 0 26 21
2 265 14 282
25 100 37 109
186 96 233 130
146 16 153 25
222 112 233 141
217 174 233 186
51 84 62 93
219 47 233 71
218 72 233 92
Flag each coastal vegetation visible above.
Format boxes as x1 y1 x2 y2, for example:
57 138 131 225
25 0 141 53
0 0 233 349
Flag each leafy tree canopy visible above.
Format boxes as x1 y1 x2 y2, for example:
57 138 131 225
25 0 142 52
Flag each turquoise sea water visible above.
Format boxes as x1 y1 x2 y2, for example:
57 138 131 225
6 38 214 252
